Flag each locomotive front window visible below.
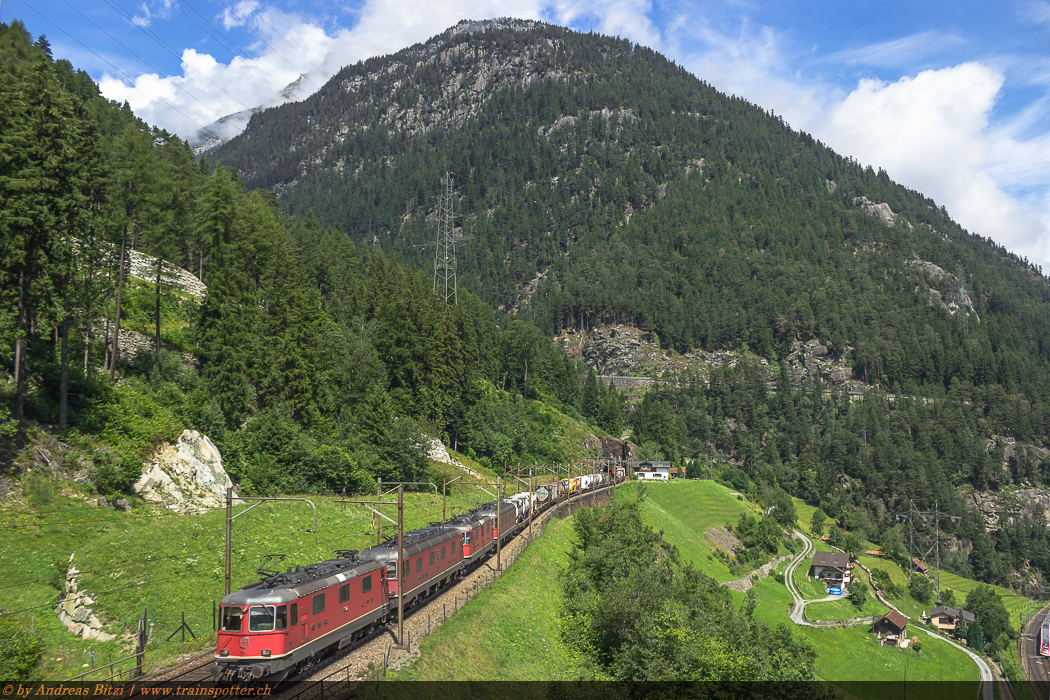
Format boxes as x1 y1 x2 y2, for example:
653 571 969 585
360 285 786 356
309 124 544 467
385 561 396 578
275 605 288 630
248 606 275 632
221 606 243 632
462 533 470 544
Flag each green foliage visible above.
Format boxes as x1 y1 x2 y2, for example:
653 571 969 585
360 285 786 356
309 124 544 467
0 618 44 680
810 509 826 537
910 574 935 605
964 585 1010 653
733 513 785 564
560 498 822 684
847 579 868 608
967 621 984 652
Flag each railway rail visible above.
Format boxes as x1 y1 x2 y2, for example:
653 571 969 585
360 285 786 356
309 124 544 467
1021 603 1050 700
136 482 617 696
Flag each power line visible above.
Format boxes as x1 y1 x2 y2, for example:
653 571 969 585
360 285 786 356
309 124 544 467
211 0 321 92
17 3 211 132
175 0 287 94
235 3 327 79
54 0 228 122
98 0 254 114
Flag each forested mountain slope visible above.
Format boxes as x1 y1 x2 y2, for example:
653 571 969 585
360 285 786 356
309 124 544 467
210 20 1050 595
214 19 1050 402
0 19 623 499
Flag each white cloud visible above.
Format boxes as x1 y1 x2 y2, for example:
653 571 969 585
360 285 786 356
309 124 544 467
98 1 1050 269
678 23 1050 270
132 0 176 28
99 0 659 138
817 64 1050 267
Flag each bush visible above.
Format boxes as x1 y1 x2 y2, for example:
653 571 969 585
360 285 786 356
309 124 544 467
0 619 44 680
848 580 869 608
909 574 935 605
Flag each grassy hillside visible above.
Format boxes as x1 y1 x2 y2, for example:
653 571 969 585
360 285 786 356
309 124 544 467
614 480 761 581
394 514 588 680
622 480 984 692
1 480 490 680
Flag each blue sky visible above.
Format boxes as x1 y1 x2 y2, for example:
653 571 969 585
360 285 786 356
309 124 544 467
8 0 1050 269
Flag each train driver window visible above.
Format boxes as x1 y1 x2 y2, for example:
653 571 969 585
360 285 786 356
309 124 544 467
339 583 351 603
441 546 446 559
452 541 457 554
249 606 275 632
416 557 423 572
275 605 288 630
220 606 243 632
386 561 396 579
429 551 435 565
290 603 298 626
312 592 325 615
362 574 372 593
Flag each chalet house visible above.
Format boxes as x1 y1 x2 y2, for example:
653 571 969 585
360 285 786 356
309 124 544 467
911 558 929 575
632 461 671 481
872 610 909 647
928 605 974 633
808 551 854 587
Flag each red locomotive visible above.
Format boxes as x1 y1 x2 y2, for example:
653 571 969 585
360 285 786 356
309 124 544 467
214 468 619 681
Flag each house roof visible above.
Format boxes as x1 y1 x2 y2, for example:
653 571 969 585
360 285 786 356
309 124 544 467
911 558 929 571
810 551 852 570
930 605 975 623
875 610 909 632
865 550 884 557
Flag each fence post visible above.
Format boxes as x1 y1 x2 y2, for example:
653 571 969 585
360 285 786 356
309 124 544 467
134 607 147 679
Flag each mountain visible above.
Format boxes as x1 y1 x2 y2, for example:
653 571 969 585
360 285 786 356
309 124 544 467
212 18 1050 397
208 20 1050 593
187 73 312 156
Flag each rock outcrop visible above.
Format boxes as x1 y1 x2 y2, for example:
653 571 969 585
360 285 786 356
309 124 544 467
133 430 238 513
854 196 912 229
906 258 979 322
55 555 116 642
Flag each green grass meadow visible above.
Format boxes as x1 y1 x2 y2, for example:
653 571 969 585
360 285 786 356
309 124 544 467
394 514 589 681
1 483 492 680
615 480 759 581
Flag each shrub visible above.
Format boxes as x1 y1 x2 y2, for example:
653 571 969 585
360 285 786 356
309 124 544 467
848 580 868 608
909 574 935 605
0 619 43 680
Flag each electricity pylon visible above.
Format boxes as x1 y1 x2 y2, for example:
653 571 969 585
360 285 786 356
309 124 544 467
432 172 460 306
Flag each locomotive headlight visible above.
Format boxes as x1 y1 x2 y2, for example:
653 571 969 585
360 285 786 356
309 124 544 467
219 649 230 657
261 650 271 657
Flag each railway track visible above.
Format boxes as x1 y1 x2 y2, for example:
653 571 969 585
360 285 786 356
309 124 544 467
134 484 616 696
1021 603 1050 700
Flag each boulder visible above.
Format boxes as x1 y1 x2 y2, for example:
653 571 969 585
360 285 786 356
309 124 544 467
114 498 131 512
133 430 238 513
72 607 93 623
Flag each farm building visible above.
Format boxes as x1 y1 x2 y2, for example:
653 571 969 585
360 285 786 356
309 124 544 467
872 610 910 647
911 558 929 575
808 551 854 587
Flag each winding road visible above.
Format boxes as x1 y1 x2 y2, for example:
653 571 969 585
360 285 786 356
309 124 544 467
783 528 993 699
784 528 848 626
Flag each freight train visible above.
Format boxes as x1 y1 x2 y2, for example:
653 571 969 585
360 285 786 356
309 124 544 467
213 470 620 681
